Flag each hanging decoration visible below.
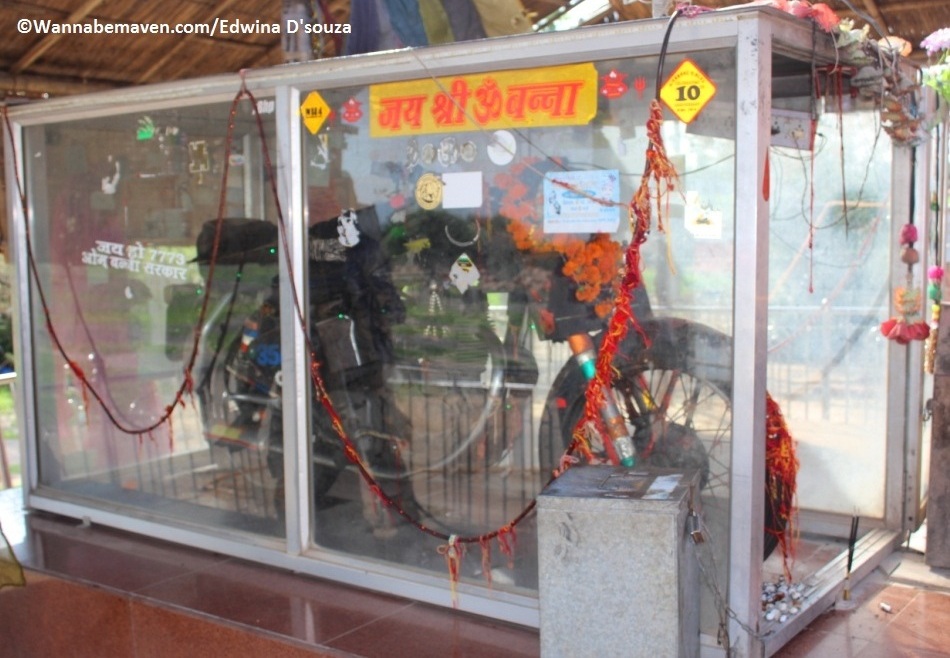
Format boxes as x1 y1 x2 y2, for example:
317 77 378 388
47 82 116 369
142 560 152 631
926 265 944 374
879 73 927 147
926 117 945 374
881 223 931 344
438 535 464 607
574 97 676 462
765 393 799 581
769 2 946 146
2 7 806 602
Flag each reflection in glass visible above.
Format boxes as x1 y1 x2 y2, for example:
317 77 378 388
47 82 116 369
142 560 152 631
27 100 283 538
290 51 739 625
767 111 891 519
22 48 745 638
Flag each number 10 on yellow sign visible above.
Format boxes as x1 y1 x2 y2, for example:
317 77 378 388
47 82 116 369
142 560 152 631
659 59 717 124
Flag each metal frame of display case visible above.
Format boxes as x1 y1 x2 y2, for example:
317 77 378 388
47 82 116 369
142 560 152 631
4 7 928 656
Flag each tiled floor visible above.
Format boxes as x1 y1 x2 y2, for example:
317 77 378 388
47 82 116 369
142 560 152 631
772 566 950 657
766 520 950 657
0 488 539 658
2 485 950 657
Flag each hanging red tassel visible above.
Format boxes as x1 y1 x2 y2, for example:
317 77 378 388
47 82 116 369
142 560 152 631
479 537 493 588
765 393 799 580
496 525 516 570
438 535 464 608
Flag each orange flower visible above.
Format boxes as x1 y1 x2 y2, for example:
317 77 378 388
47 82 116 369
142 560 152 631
508 182 528 200
576 285 599 303
496 160 623 308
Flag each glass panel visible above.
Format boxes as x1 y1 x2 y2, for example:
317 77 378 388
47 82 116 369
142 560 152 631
767 110 892 519
25 99 284 538
294 49 736 621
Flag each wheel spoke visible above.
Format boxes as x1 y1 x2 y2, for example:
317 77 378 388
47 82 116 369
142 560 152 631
540 320 784 559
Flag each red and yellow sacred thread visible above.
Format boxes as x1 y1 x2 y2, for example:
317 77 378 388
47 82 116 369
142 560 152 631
578 99 678 458
765 392 799 580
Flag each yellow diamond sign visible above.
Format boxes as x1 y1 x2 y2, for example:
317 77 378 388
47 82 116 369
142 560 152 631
659 59 717 124
300 91 331 135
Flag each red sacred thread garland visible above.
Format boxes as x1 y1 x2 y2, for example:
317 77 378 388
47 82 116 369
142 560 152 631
5 82 800 600
577 99 676 460
2 85 542 605
251 91 548 605
2 102 228 442
567 100 799 569
766 393 799 580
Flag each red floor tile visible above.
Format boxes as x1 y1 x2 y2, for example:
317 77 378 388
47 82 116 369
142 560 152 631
325 603 540 658
872 591 950 656
0 572 134 658
138 557 415 644
771 627 872 658
130 600 342 658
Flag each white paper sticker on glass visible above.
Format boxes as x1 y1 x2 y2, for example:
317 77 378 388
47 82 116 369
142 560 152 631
442 171 483 209
542 169 620 234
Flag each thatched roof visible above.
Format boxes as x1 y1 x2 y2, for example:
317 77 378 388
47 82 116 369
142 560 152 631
1 0 948 100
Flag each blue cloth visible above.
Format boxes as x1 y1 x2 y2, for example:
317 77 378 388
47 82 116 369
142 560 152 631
375 0 404 50
345 0 381 55
382 0 429 47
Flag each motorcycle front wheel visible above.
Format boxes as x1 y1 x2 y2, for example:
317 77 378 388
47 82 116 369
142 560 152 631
537 317 788 559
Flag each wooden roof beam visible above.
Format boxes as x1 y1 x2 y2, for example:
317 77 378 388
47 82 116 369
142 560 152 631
11 0 106 74
860 0 949 13
860 0 891 36
0 71 114 97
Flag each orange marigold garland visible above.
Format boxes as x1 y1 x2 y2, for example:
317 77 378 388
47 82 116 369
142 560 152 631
496 158 623 318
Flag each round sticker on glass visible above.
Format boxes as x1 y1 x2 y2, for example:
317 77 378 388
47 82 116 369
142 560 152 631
415 173 443 210
487 130 516 166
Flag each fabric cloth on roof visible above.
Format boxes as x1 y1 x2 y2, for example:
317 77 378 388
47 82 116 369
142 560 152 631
443 0 488 41
382 0 430 47
344 0 381 55
418 0 455 45
375 0 405 50
470 0 533 36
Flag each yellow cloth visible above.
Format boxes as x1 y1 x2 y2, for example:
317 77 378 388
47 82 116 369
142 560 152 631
418 0 455 45
0 521 25 589
470 0 533 37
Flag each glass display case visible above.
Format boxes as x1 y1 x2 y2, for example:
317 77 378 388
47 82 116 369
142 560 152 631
4 7 930 655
